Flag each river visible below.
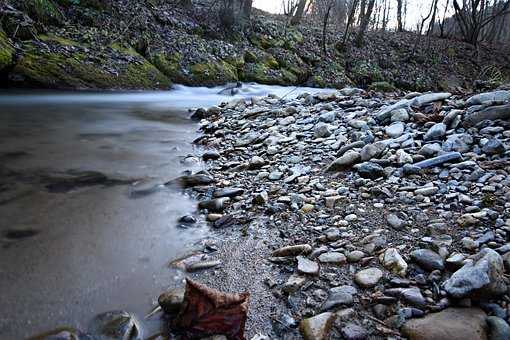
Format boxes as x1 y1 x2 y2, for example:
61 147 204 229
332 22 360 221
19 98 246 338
0 83 334 339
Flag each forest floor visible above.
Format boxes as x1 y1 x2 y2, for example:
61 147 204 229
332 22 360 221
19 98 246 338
1 0 510 91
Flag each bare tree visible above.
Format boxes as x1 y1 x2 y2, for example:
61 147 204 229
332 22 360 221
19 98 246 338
242 0 253 20
355 0 376 46
427 0 440 35
452 0 510 45
322 3 333 54
291 0 308 25
438 0 451 37
396 0 404 31
340 0 359 47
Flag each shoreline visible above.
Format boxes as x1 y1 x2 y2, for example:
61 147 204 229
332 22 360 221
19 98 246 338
168 86 510 339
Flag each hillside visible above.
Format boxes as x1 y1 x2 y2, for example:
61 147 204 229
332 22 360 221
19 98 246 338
0 0 509 91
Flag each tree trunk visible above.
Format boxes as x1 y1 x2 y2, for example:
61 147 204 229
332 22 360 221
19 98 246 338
322 4 332 55
242 0 253 20
397 0 403 31
355 0 376 46
291 0 307 25
341 0 359 46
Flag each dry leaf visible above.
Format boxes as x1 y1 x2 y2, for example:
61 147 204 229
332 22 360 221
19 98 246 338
172 278 249 340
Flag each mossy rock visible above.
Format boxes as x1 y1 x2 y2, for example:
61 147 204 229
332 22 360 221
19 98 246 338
0 30 15 72
264 55 279 69
249 33 285 50
189 60 238 85
9 39 171 89
243 62 298 85
368 81 396 92
244 50 258 63
19 0 65 26
150 52 183 80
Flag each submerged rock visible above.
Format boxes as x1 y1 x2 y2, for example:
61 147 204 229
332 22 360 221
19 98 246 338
88 310 142 340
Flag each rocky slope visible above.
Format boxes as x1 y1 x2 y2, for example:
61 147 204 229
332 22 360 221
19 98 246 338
164 86 510 339
1 0 509 91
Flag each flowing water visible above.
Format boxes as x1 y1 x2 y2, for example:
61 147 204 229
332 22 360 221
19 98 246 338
0 83 334 339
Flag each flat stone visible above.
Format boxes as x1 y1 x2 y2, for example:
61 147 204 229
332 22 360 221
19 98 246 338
326 151 361 171
321 285 356 311
354 268 383 288
318 252 347 264
385 122 405 138
401 308 488 340
410 249 445 271
297 256 319 275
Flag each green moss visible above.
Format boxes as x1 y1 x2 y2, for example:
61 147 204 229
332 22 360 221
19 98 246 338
368 81 396 92
190 61 238 85
150 52 182 80
281 68 298 83
11 41 171 89
311 75 326 87
264 55 279 69
0 30 15 72
350 61 383 86
38 34 79 46
22 0 64 26
250 33 284 49
244 50 258 63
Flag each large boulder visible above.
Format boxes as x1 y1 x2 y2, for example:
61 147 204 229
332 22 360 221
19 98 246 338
443 248 507 299
401 308 488 340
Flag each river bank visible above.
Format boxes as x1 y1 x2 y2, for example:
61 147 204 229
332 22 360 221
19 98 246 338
163 85 510 339
1 0 510 92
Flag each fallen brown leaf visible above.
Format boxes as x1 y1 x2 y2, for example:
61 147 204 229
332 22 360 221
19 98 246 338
172 278 249 340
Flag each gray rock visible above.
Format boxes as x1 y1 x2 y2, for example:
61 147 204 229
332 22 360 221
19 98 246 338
198 198 229 212
321 285 356 311
380 248 408 276
466 90 510 106
411 249 445 271
413 152 463 169
482 138 505 155
464 104 510 127
360 142 387 161
318 252 347 264
376 100 410 122
314 122 332 138
424 123 447 141
411 92 452 107
391 108 410 122
354 268 383 288
356 162 385 179
486 316 510 340
418 143 442 157
401 308 488 340
297 256 319 275
319 111 336 123
89 310 142 340
386 287 426 307
386 122 405 138
443 248 507 299
327 150 361 171
341 323 368 340
387 214 407 230
213 187 244 198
